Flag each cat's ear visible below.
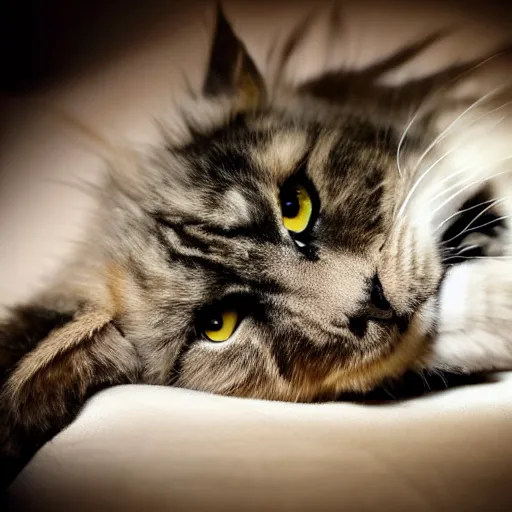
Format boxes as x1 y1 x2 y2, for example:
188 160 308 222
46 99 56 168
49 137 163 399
203 6 266 107
0 305 140 487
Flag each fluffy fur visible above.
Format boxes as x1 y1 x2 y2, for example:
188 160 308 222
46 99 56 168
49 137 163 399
1 5 511 487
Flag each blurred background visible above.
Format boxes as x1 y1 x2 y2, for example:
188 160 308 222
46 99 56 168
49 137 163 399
1 0 511 305
2 1 512 95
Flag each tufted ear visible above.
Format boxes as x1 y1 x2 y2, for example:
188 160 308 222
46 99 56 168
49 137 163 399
0 305 140 488
203 6 266 107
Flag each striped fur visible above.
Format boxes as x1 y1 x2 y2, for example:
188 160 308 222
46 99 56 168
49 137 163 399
1 6 511 487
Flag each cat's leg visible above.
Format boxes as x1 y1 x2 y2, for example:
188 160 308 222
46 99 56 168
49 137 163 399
424 260 512 373
0 304 140 489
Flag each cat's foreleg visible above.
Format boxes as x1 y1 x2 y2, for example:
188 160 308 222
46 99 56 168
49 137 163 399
424 260 512 373
0 304 140 489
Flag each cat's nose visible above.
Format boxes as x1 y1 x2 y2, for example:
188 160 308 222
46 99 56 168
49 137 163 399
364 274 394 321
347 275 396 337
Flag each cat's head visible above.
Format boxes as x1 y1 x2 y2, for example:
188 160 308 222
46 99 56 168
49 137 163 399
91 6 448 402
4 7 512 490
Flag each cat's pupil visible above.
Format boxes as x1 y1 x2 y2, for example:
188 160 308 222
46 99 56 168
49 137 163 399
281 187 300 218
206 315 223 331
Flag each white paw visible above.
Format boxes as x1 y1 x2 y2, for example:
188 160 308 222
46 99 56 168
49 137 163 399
426 260 512 372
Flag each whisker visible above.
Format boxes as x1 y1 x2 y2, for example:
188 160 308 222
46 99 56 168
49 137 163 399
433 197 501 233
417 369 431 391
451 214 511 243
441 200 507 245
423 373 432 391
428 151 512 210
470 214 510 231
440 245 473 258
396 109 422 178
395 147 458 220
397 111 509 221
395 48 512 180
427 163 474 191
454 244 481 255
444 254 512 263
410 85 507 177
432 369 449 389
382 387 397 400
428 175 479 205
432 169 512 216
436 100 511 153
433 153 512 203
421 368 452 390
456 47 512 78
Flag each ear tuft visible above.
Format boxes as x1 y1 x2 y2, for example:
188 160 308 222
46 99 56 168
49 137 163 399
203 5 266 108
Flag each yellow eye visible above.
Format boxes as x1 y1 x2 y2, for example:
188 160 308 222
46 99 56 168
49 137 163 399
203 310 238 342
280 181 313 233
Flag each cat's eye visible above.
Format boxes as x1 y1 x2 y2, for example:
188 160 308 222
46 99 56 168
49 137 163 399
280 180 313 234
202 310 239 342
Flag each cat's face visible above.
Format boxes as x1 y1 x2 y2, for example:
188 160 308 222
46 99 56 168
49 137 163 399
106 9 445 401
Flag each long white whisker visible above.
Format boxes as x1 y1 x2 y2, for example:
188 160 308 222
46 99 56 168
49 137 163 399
428 175 476 205
454 49 512 79
473 214 510 230
395 49 511 180
434 198 500 233
441 245 481 263
437 370 449 389
411 85 506 176
432 169 512 216
432 156 512 208
396 109 423 178
441 199 507 245
444 254 512 263
415 112 507 206
454 244 481 255
443 101 511 143
396 114 509 221
421 371 431 391
428 164 475 191
395 147 457 220
458 214 510 237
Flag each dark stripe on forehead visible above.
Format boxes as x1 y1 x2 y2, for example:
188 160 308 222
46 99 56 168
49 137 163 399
315 130 388 250
152 221 283 296
153 214 212 252
200 145 254 185
202 221 282 244
152 211 283 247
154 223 242 281
178 112 272 185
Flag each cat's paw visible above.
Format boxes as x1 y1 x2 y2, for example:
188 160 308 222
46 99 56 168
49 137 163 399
425 259 512 373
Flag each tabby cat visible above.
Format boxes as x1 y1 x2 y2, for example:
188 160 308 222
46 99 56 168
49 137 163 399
1 6 512 488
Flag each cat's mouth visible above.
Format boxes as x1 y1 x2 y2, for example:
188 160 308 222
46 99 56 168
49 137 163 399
343 187 510 402
439 186 507 266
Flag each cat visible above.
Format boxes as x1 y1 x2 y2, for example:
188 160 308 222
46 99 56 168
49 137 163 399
1 5 512 488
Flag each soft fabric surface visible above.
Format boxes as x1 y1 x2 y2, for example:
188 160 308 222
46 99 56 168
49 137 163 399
2 2 512 510
8 376 512 511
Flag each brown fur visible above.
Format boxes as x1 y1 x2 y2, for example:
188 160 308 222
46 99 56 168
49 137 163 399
1 6 510 488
